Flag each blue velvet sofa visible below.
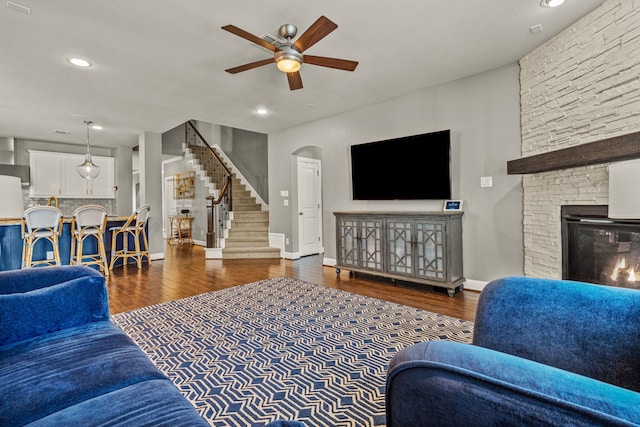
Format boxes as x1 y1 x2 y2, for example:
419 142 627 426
0 266 304 427
386 276 640 426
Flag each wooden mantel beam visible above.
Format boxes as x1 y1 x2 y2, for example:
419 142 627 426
507 131 640 175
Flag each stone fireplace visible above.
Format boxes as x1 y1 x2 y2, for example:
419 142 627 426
517 1 640 280
562 205 640 290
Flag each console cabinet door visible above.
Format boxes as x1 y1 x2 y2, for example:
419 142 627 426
387 218 447 281
337 217 359 268
358 218 383 272
414 220 446 281
387 218 414 276
336 216 384 272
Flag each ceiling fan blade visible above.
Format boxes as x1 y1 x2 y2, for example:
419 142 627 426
221 24 277 52
293 16 338 53
225 58 274 74
287 71 303 90
303 55 358 71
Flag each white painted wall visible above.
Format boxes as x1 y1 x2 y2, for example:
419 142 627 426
269 63 524 283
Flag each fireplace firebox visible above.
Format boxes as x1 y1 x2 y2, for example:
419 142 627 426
562 205 640 289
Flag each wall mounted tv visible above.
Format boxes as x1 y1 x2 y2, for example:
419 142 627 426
350 129 451 200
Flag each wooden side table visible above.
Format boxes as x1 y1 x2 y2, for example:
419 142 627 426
169 216 194 244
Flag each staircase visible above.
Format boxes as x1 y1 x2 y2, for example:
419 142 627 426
186 144 280 259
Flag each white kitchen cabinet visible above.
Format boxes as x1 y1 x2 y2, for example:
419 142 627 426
29 150 115 198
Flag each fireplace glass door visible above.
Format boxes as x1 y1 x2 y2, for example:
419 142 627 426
565 218 640 289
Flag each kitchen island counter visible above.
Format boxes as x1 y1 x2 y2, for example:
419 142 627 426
0 216 141 271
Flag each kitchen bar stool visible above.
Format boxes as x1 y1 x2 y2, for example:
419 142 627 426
21 206 63 268
109 205 150 270
70 205 109 275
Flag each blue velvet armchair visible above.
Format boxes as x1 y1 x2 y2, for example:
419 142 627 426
386 276 640 426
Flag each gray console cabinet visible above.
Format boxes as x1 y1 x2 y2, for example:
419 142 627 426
334 211 464 296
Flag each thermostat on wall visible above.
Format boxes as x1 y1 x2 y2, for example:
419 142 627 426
443 200 463 211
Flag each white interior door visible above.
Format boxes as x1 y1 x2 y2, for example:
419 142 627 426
297 157 322 256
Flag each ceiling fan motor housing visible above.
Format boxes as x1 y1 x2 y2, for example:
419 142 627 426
279 24 297 40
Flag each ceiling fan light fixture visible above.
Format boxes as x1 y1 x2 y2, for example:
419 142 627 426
275 49 303 73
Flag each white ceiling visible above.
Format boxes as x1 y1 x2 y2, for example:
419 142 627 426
0 0 604 148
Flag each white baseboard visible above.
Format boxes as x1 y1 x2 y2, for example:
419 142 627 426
205 247 223 259
284 251 301 260
269 233 286 258
323 257 336 266
151 252 164 261
463 279 487 292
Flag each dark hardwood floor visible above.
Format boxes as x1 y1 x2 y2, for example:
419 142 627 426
106 244 479 321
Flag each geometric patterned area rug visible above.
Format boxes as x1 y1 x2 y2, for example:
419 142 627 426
112 277 473 427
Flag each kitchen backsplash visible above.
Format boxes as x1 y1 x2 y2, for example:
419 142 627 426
25 189 116 216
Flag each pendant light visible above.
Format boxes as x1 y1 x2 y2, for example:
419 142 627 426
76 120 101 179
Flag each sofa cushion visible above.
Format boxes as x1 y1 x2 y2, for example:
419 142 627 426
0 321 184 426
26 380 209 427
0 270 109 346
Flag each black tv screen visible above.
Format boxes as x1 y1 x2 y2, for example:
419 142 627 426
350 130 451 200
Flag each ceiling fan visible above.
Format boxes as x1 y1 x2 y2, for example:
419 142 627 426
222 16 358 91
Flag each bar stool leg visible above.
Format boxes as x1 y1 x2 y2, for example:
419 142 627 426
21 237 28 269
23 238 32 269
109 232 117 270
98 232 109 275
78 235 85 266
134 231 142 268
52 236 61 266
70 232 77 265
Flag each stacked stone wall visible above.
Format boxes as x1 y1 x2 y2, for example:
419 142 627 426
520 0 640 277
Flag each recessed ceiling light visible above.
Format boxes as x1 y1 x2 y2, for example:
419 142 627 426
540 0 565 7
68 58 92 67
91 125 103 130
256 108 268 115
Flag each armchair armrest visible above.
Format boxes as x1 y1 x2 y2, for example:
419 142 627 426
473 276 640 391
0 266 109 346
386 340 640 427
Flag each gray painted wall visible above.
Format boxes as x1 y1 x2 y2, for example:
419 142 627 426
268 63 524 282
220 127 269 204
115 145 133 216
139 131 164 256
162 123 186 156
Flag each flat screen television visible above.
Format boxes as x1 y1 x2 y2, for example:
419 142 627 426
350 129 451 200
